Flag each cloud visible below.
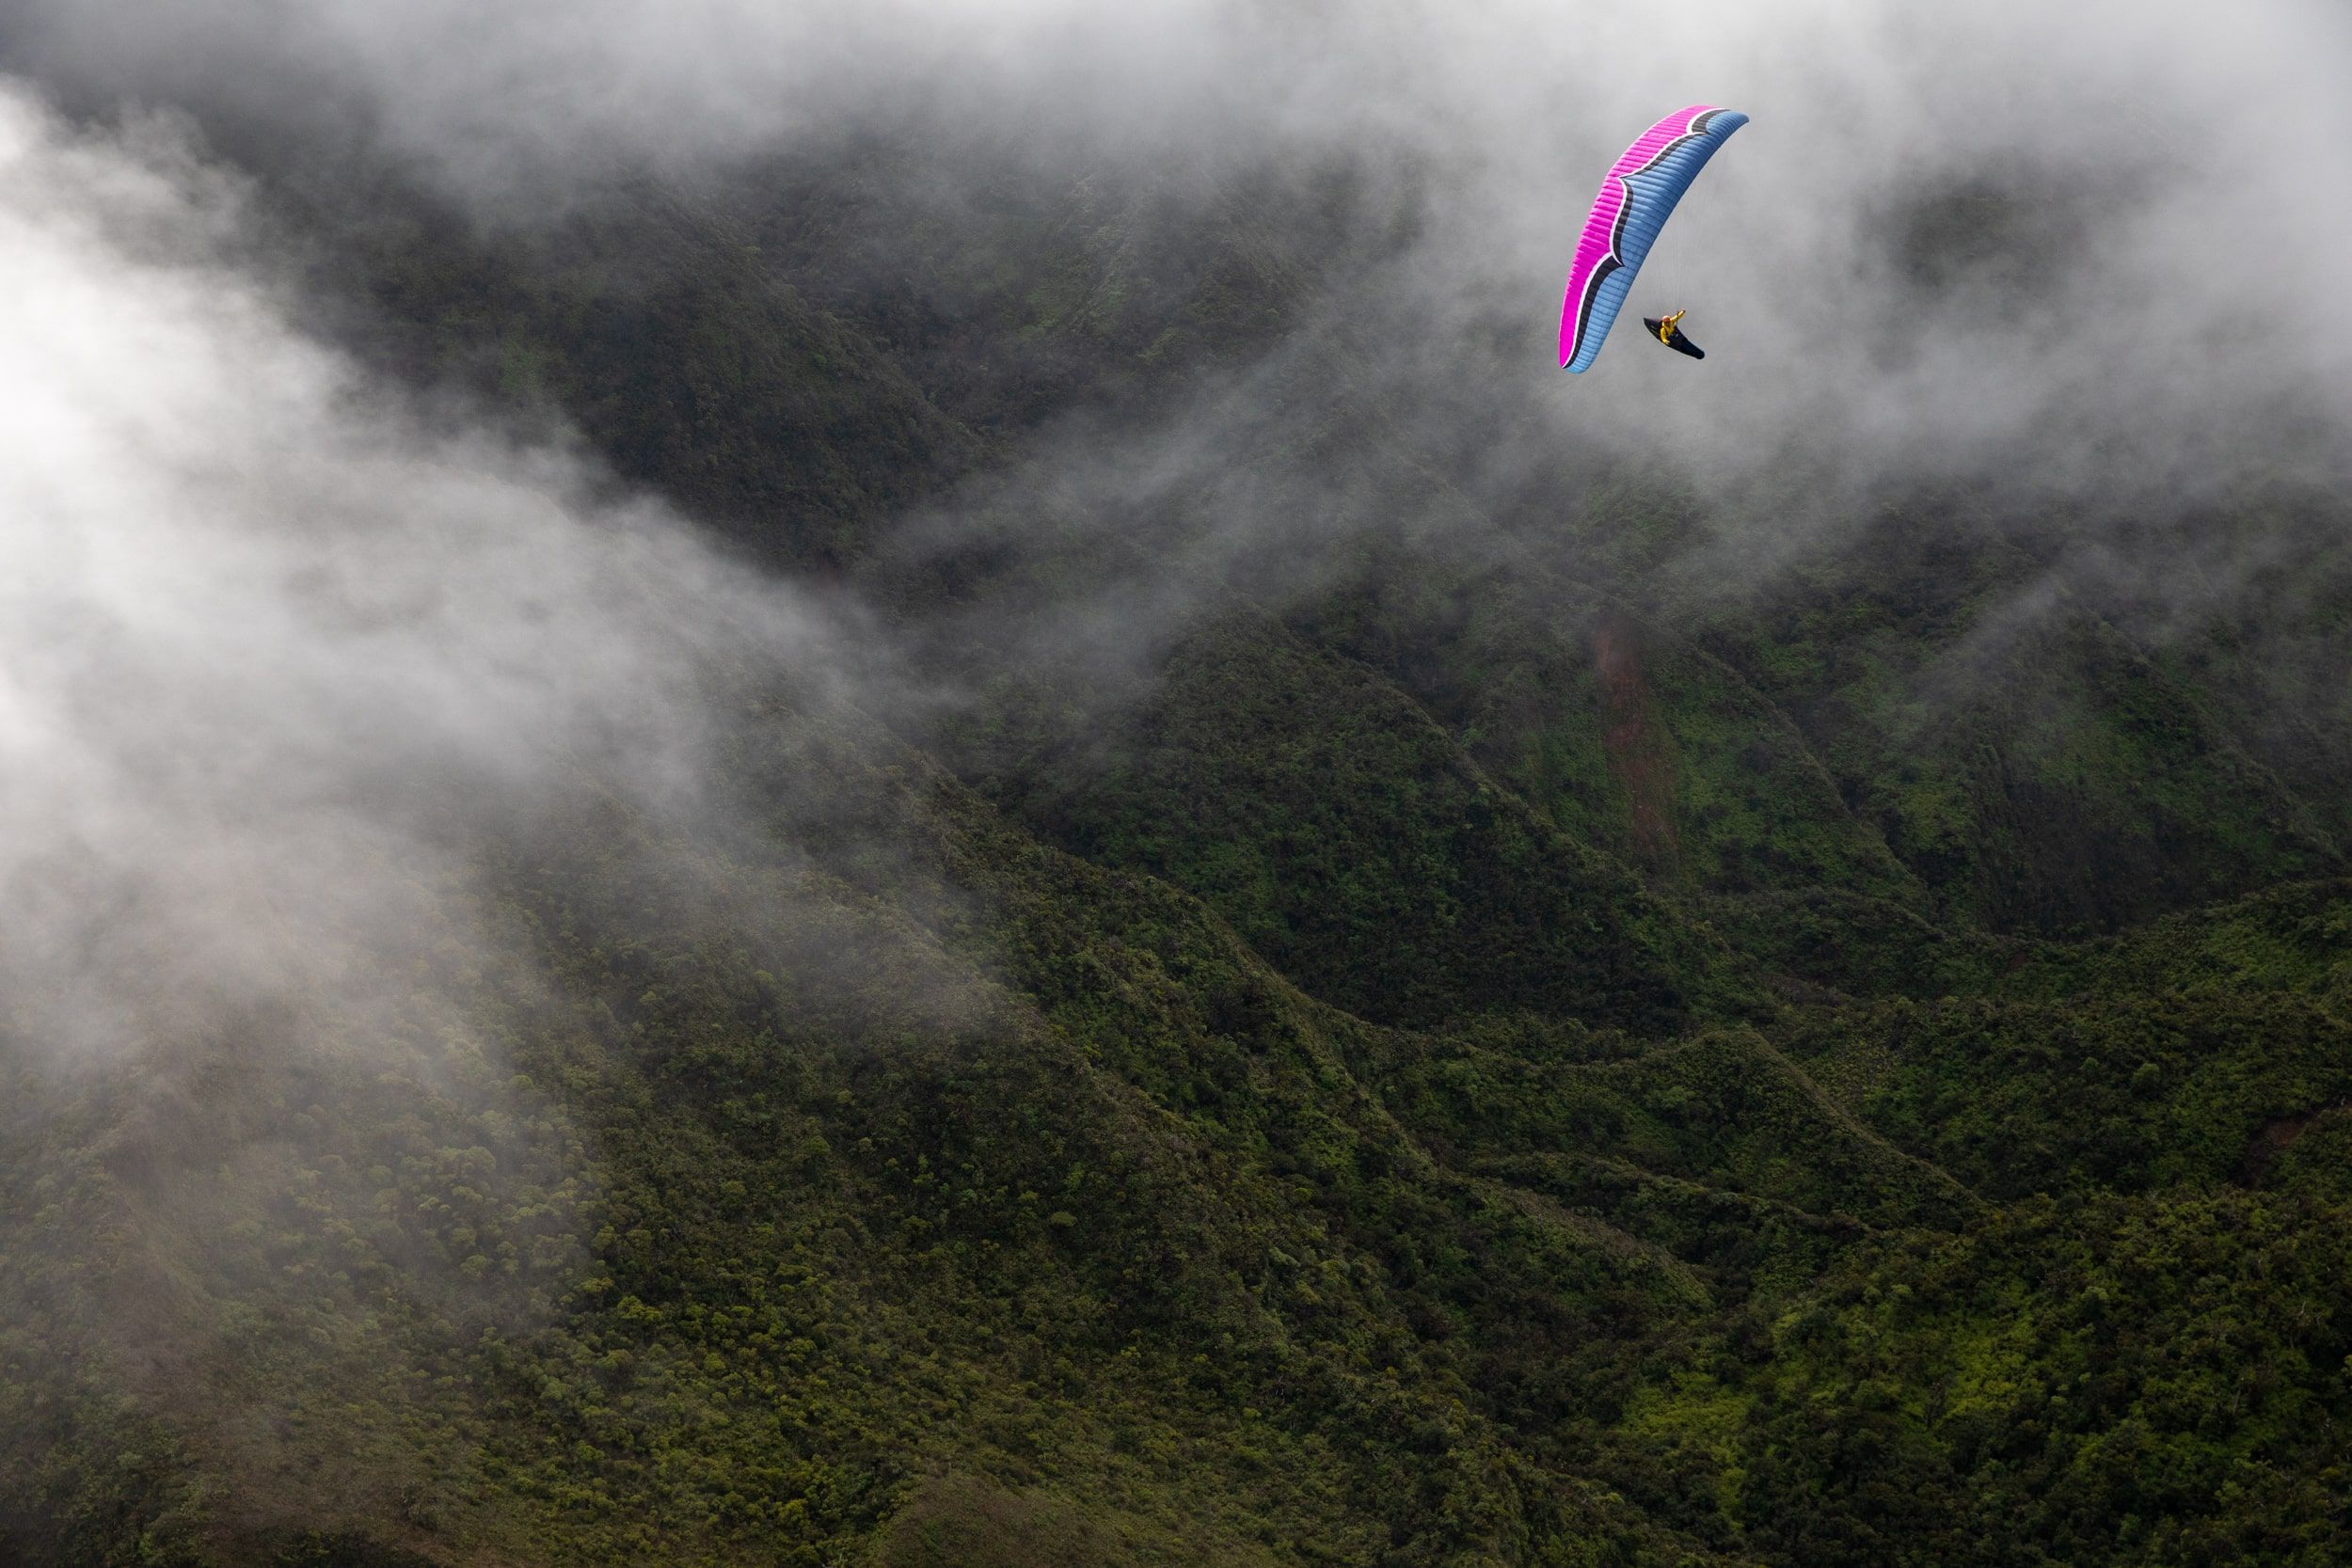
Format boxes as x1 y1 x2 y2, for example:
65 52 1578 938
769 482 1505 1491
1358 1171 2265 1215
4 0 2346 803
10 0 2345 478
0 83 863 1061
0 0 1279 201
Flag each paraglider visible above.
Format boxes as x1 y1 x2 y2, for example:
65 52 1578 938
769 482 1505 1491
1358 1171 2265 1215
1558 106 1747 372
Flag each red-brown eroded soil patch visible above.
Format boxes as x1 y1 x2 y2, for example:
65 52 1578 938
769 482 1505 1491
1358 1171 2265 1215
2240 1100 2351 1185
1593 612 1679 870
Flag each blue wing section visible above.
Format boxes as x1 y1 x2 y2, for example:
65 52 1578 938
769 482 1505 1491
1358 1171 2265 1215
1562 110 1747 373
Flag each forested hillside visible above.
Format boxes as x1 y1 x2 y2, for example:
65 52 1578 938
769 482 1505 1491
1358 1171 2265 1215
3 8 2349 1566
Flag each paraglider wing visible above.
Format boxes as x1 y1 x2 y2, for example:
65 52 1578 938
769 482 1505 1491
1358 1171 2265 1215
1559 106 1747 372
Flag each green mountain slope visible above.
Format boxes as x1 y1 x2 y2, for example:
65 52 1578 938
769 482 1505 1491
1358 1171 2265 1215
961 614 1752 1033
1660 518 2346 936
5 110 2351 1568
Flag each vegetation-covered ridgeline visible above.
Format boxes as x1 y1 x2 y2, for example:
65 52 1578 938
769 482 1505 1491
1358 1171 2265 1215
5 122 2351 1567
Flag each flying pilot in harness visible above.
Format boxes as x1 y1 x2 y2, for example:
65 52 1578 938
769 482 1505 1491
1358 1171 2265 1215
1641 309 1705 359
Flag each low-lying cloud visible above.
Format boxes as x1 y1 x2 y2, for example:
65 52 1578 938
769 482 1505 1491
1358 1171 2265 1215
3 0 2347 980
0 84 858 1061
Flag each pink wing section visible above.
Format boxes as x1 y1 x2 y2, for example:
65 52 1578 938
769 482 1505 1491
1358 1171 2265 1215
1557 105 1722 369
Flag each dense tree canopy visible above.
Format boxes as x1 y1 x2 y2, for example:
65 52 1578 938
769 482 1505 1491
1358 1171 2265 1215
4 79 2349 1568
